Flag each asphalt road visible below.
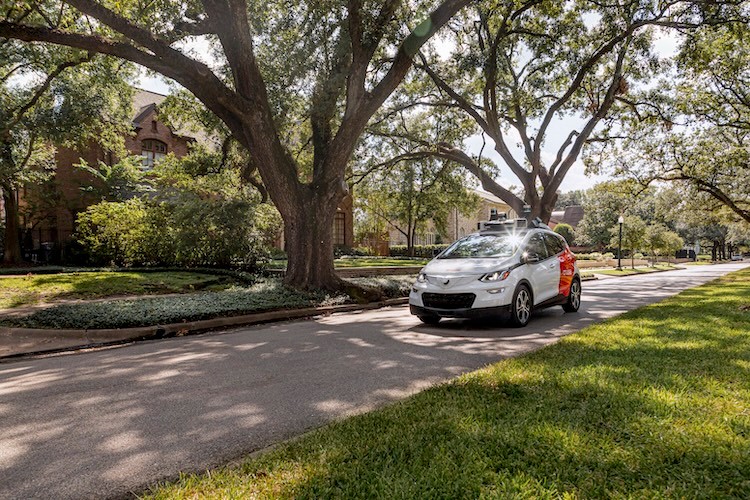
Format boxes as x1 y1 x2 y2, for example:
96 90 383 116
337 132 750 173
1 262 747 499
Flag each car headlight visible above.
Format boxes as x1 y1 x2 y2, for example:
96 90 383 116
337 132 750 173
480 270 510 282
417 273 428 283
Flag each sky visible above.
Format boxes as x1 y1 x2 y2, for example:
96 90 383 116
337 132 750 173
136 28 682 194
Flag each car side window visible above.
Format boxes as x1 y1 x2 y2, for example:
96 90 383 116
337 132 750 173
543 233 565 256
524 234 549 260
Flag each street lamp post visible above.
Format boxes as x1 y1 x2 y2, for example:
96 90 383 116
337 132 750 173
617 215 624 270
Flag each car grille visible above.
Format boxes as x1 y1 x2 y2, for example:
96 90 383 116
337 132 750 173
423 293 476 309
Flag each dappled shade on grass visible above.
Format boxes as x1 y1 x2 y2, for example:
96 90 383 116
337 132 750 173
0 271 237 310
149 269 750 499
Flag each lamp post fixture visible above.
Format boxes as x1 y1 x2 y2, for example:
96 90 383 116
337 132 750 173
617 215 624 271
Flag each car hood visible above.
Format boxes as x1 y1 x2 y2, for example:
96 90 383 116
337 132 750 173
422 256 516 277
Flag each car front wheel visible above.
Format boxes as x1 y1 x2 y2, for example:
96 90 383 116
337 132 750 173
563 278 581 313
510 284 532 327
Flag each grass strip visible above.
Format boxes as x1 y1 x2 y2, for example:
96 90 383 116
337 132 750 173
0 271 240 310
596 265 678 276
148 268 750 499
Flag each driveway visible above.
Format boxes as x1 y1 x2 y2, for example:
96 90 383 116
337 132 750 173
1 262 747 499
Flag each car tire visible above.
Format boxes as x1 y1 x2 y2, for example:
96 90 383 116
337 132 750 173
510 284 532 327
417 314 441 325
562 278 581 313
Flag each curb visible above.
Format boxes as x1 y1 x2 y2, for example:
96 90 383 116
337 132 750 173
0 297 410 362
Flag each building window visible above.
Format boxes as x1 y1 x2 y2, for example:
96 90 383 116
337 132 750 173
151 120 158 132
141 139 167 169
333 212 346 246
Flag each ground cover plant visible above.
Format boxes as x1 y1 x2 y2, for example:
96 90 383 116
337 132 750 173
0 271 240 310
0 276 413 329
148 268 750 499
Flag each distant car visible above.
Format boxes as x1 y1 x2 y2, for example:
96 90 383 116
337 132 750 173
731 253 743 261
409 219 581 327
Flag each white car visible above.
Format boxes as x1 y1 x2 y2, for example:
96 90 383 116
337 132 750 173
409 220 581 327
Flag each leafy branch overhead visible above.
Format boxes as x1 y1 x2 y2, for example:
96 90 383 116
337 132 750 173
0 0 474 290
374 0 747 222
586 13 750 224
0 38 133 263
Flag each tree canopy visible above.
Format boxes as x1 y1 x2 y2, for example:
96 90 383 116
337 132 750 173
377 0 744 222
0 0 471 291
585 11 750 224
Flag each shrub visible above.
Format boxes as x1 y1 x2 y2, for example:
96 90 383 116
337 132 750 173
576 252 606 261
334 246 375 258
553 223 576 246
75 198 282 269
74 199 152 266
390 244 448 258
633 252 644 259
602 252 615 260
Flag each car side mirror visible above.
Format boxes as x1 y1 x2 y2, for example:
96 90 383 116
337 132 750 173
522 252 541 264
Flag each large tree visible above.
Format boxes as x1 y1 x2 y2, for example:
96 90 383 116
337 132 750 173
586 13 750 223
378 0 741 223
0 0 470 290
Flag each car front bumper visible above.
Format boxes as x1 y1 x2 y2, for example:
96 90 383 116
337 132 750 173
409 303 512 319
409 277 517 319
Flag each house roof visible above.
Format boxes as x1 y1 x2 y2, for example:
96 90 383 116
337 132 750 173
472 188 510 206
131 88 214 145
550 205 584 228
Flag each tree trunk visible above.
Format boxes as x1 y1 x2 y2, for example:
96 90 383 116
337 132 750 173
282 189 340 291
2 185 22 265
529 198 554 224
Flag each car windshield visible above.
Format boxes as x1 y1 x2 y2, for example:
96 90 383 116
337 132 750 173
438 233 521 259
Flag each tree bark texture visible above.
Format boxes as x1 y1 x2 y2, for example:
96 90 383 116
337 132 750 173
2 186 22 265
280 188 341 291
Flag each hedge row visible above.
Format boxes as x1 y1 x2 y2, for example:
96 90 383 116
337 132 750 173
389 245 449 258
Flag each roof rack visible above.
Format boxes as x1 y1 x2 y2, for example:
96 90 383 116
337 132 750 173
478 215 551 232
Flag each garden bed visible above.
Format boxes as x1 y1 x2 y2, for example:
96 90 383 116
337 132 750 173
0 276 415 330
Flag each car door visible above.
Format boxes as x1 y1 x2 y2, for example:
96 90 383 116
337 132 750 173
522 233 555 304
543 233 566 297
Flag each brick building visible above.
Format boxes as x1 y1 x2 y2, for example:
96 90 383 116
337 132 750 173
17 89 195 261
17 88 353 262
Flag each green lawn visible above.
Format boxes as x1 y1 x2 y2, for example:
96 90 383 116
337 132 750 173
0 271 237 309
267 258 428 269
596 264 678 276
148 269 750 499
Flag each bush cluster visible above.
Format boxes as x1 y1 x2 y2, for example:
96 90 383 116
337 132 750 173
334 246 375 258
576 251 616 261
75 198 281 270
389 244 448 258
